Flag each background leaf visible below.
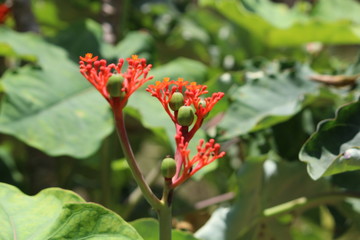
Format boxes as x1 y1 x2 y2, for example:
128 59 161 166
200 0 360 49
195 160 329 240
299 98 360 180
220 63 318 138
0 27 113 158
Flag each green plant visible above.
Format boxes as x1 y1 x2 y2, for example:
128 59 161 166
2 0 360 239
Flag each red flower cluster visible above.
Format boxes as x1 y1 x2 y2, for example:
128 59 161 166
0 4 10 24
146 78 224 140
79 53 153 109
147 78 225 188
172 134 225 188
79 54 225 188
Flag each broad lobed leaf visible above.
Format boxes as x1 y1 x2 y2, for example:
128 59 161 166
200 0 360 47
0 27 113 158
0 183 143 240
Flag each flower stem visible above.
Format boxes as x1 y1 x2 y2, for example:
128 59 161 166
158 179 173 240
158 204 172 240
113 102 174 240
113 106 161 209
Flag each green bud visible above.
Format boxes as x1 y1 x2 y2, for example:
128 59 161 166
177 106 194 126
198 98 209 117
107 74 124 98
161 157 177 179
198 98 206 108
169 92 184 111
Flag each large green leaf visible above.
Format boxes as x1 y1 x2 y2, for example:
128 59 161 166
299 98 360 180
0 183 143 240
102 31 155 61
150 57 208 82
0 27 113 158
219 63 318 138
200 0 360 48
0 26 154 158
53 19 155 62
195 160 329 240
131 218 199 240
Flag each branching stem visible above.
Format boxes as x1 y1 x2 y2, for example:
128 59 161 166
113 106 162 209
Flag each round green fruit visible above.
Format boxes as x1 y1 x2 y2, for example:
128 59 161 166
169 92 184 111
177 106 195 126
107 74 124 97
161 157 177 179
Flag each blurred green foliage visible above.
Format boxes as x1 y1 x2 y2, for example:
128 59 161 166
1 0 360 239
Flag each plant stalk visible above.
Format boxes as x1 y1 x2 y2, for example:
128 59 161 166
113 108 161 209
158 204 172 240
158 179 173 240
113 104 174 240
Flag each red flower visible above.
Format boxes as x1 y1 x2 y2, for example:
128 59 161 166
0 4 10 24
79 54 153 109
147 77 225 188
171 132 225 188
147 78 224 140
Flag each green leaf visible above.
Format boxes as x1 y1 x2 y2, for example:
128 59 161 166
53 19 154 62
131 218 199 240
0 26 155 158
102 31 155 60
150 57 208 82
195 160 329 239
0 183 143 240
52 19 104 61
200 0 360 48
312 0 360 24
220 63 318 138
299 98 360 180
0 27 113 158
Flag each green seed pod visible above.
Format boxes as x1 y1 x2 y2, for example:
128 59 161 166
177 106 194 126
169 92 184 111
107 74 124 98
161 157 177 179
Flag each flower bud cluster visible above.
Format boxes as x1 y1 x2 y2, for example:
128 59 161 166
80 54 225 189
79 54 153 109
146 78 225 188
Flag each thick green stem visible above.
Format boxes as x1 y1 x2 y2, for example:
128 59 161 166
113 108 161 209
158 179 173 240
158 204 172 240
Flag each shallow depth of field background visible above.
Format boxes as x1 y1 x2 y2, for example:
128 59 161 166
1 0 360 239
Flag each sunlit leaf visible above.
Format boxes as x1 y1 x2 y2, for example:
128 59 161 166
299 98 360 180
0 183 143 240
